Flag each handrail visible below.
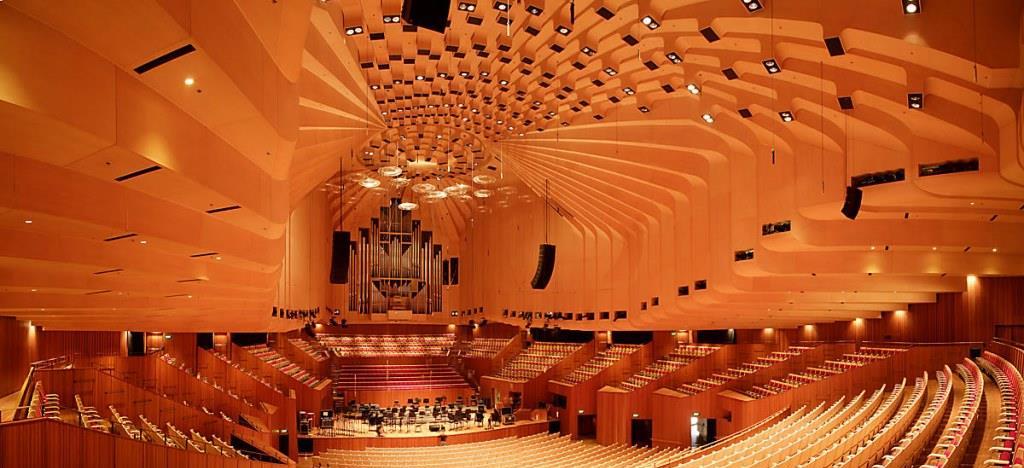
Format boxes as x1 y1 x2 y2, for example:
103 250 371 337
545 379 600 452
11 367 36 421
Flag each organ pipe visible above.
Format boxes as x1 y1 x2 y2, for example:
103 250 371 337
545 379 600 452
346 199 445 315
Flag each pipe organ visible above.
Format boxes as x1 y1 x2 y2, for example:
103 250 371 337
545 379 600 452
347 199 444 315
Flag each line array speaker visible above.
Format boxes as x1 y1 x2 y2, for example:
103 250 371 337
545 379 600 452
841 186 863 220
329 231 351 284
531 244 556 289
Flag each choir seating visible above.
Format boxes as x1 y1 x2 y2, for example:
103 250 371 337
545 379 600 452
921 359 984 468
289 338 330 362
320 334 456 357
615 345 719 391
454 336 515 358
736 347 905 399
673 346 812 396
209 350 284 395
489 342 583 382
552 344 641 386
333 363 470 391
244 344 326 388
302 432 690 468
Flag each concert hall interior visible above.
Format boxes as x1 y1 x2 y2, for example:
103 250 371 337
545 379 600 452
2 0 1024 466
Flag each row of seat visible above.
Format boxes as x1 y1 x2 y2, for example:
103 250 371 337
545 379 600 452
830 375 926 467
301 431 689 468
210 350 284 395
978 352 1024 466
453 337 515 358
921 359 984 467
319 334 456 357
24 381 60 420
552 344 641 385
290 338 331 362
873 367 953 467
737 347 905 399
244 345 325 388
488 342 583 382
616 345 720 391
160 353 259 419
673 346 812 396
332 363 470 390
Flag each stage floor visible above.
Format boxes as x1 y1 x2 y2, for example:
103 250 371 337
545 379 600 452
299 418 550 452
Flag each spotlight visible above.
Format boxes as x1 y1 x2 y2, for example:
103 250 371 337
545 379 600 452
623 87 636 96
603 67 617 76
458 2 477 11
666 52 682 64
640 15 660 30
907 93 923 109
742 0 764 12
499 79 509 85
493 1 509 11
902 0 920 14
701 113 714 124
581 46 596 56
526 4 543 15
763 58 781 74
638 105 650 113
555 25 571 35
383 15 401 23
686 83 701 95
344 26 364 36
779 111 794 122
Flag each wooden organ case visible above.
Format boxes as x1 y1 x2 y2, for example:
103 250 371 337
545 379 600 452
348 199 444 315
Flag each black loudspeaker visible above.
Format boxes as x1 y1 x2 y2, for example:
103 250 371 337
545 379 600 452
449 257 459 285
531 244 556 289
841 186 862 220
329 231 351 284
127 331 145 356
401 0 451 33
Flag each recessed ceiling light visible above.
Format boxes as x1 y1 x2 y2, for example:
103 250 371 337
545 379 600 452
183 76 195 87
556 25 571 35
992 248 998 252
581 46 596 56
344 26 364 36
23 219 32 224
215 256 222 260
493 1 509 11
499 79 508 85
687 83 701 95
666 52 682 64
140 240 148 244
640 15 660 30
458 2 477 11
742 0 764 12
701 113 714 124
383 15 401 23
638 106 650 113
31 289 37 292
603 67 617 76
931 246 937 251
763 58 781 74
779 111 794 122
870 245 876 250
907 93 923 109
526 4 542 15
902 0 920 14
623 87 636 96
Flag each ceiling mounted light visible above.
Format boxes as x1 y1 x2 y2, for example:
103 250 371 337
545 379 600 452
398 201 419 211
763 58 781 74
902 0 920 14
666 52 682 64
493 1 509 11
425 190 449 200
742 0 764 12
581 46 596 56
383 15 401 23
556 25 571 35
473 174 497 185
526 4 543 15
779 111 794 122
907 93 923 109
623 87 636 96
686 83 701 95
603 67 618 76
411 182 437 193
416 75 425 80
701 113 714 124
458 2 477 11
344 26 364 36
359 177 381 188
499 79 509 85
183 76 195 87
638 106 650 113
640 15 660 30
473 189 493 198
24 219 33 224
378 166 402 177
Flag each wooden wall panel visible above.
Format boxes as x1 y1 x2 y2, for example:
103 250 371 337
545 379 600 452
0 316 37 396
36 329 124 361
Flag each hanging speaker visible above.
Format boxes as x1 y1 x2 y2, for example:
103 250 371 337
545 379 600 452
531 244 556 289
841 186 863 220
401 0 451 33
329 231 351 284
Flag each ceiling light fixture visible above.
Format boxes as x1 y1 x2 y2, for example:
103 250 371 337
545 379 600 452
344 26 364 36
623 87 636 95
458 2 477 11
779 111 794 122
666 52 682 64
398 201 419 211
902 0 920 14
183 76 195 87
742 0 764 12
383 15 401 23
603 67 617 76
763 58 781 74
24 219 32 224
701 113 714 124
556 25 571 35
526 4 543 15
640 15 660 30
473 189 493 198
687 83 701 95
907 93 923 109
359 177 381 188
493 1 509 11
581 46 596 56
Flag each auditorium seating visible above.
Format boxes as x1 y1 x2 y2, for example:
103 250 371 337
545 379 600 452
333 363 470 391
320 334 456 357
977 351 1023 466
243 344 325 388
455 336 515 358
736 347 905 399
873 367 953 467
615 345 719 391
673 346 812 396
489 342 583 382
159 352 263 419
552 344 641 385
289 338 330 362
302 432 690 467
921 359 984 467
209 350 284 395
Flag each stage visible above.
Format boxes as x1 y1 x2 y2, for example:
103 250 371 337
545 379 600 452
299 416 550 452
